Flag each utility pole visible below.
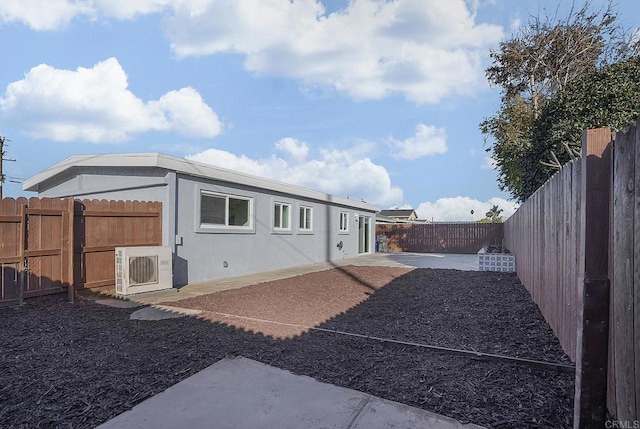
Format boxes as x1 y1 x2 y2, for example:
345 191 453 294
0 136 16 200
0 136 4 200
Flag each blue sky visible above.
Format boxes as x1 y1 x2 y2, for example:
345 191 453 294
0 0 637 220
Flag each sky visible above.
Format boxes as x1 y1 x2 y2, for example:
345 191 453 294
0 0 637 221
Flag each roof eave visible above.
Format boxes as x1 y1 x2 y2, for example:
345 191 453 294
23 153 379 212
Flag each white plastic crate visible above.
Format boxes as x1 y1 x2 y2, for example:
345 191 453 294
478 247 516 272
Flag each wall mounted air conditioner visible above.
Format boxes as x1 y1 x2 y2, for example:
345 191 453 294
115 246 173 295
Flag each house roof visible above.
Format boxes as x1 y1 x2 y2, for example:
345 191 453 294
23 153 379 212
375 214 402 223
378 209 416 218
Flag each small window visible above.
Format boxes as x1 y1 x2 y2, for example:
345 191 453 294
201 194 225 225
274 202 291 230
299 206 312 231
228 197 250 226
200 191 252 229
339 211 349 232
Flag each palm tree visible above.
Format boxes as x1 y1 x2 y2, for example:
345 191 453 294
485 205 503 223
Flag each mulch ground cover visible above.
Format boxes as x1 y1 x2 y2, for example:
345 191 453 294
0 267 575 428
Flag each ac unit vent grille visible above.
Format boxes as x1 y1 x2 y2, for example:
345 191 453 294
129 255 158 285
115 246 172 296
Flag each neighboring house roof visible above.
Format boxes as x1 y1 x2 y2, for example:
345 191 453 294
375 214 398 223
378 209 417 219
23 153 379 212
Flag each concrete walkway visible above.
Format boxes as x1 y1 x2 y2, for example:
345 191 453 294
96 357 485 429
385 252 480 271
127 252 478 306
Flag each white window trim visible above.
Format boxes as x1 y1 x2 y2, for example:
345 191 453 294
339 211 349 233
273 201 292 232
298 205 313 233
197 189 254 233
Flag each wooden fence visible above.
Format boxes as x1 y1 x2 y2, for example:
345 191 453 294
504 123 639 423
608 122 639 423
74 199 162 290
1 197 74 306
0 197 162 306
504 158 583 361
376 222 503 254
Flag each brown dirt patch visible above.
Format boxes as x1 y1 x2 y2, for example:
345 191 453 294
166 265 414 338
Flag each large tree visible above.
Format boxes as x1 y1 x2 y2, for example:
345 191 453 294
479 94 534 201
481 1 639 201
526 56 640 193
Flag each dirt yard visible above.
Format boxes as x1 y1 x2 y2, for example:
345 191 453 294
0 267 575 428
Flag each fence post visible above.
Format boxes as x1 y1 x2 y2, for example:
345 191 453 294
64 198 74 303
574 128 613 428
18 201 27 306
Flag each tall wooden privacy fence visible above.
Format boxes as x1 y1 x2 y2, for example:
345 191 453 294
0 197 162 307
0 198 74 306
75 199 162 290
376 222 503 254
504 122 640 423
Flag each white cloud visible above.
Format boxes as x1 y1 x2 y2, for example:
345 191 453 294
0 0 172 29
0 57 222 143
165 0 504 104
186 139 403 207
510 17 521 32
388 123 447 160
1 0 503 104
275 137 309 163
415 196 518 222
0 0 91 30
481 156 496 170
92 0 175 20
149 87 222 138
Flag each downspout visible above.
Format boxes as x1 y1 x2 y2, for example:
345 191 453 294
165 171 178 250
166 171 179 286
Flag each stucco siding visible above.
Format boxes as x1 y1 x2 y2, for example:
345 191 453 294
174 175 373 285
25 156 377 287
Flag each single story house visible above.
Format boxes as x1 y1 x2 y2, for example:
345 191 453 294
378 209 418 222
23 153 379 286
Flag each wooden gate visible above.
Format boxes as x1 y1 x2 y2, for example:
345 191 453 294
1 197 162 306
1 197 74 307
1 198 25 306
